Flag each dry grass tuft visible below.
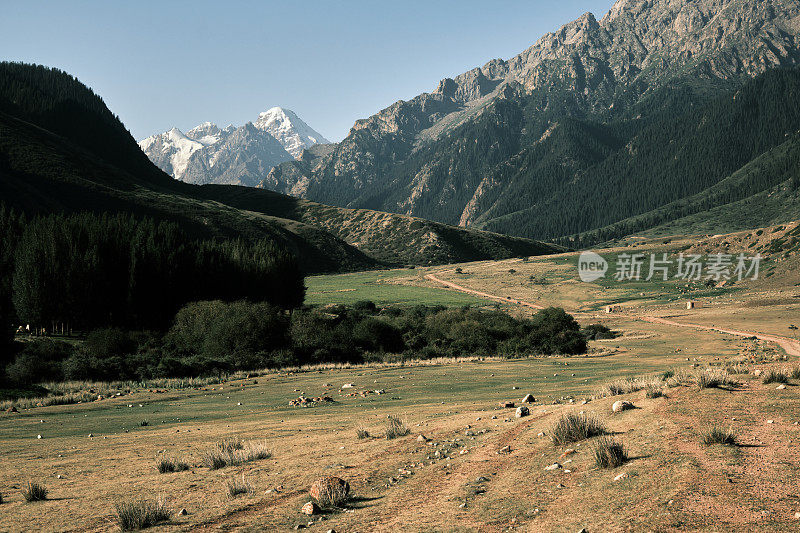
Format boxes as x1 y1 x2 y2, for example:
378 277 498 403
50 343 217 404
701 426 737 446
761 368 789 384
596 373 671 398
790 366 800 379
226 475 254 497
156 456 189 474
355 427 370 439
22 481 47 502
550 413 607 446
313 481 350 508
115 496 171 530
385 415 410 439
696 369 738 389
592 436 628 468
644 386 664 399
202 438 271 469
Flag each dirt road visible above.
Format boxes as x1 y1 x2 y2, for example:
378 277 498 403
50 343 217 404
423 273 545 310
425 271 800 357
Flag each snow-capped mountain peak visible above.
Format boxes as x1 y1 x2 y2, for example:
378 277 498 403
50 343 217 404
138 127 204 179
139 108 327 186
253 107 329 158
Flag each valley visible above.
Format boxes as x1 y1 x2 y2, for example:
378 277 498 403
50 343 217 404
2 227 799 531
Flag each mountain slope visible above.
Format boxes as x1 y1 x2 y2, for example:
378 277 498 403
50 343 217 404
264 0 800 242
0 62 559 272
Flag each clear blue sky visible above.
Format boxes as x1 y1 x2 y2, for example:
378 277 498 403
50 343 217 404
1 1 615 142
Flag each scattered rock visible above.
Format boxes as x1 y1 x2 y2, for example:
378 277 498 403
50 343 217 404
341 383 354 389
522 394 535 403
491 415 498 420
500 401 515 408
497 445 511 454
559 448 576 459
515 406 530 418
613 472 628 481
777 384 786 390
475 476 490 483
309 476 350 502
301 501 320 515
544 463 562 471
753 369 763 377
37 434 42 439
612 400 634 413
767 420 774 424
417 435 429 442
178 508 188 516
6 406 18 413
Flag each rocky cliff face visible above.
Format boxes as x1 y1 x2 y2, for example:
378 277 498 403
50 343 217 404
262 0 800 238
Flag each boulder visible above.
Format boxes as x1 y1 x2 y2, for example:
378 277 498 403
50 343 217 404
521 394 535 403
309 476 350 502
515 406 530 418
416 434 429 442
301 501 320 515
612 400 634 413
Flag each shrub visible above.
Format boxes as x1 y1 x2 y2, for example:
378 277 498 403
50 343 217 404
581 324 616 340
385 415 410 439
550 413 606 446
791 366 800 379
156 456 189 474
701 426 737 446
761 368 789 384
226 475 253 497
356 427 370 439
592 436 627 468
140 420 149 427
115 497 171 530
5 339 73 385
22 481 47 502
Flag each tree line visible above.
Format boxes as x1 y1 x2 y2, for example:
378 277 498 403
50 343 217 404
0 206 304 350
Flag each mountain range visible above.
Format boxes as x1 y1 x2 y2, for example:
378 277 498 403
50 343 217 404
0 62 557 272
138 107 329 187
262 0 800 245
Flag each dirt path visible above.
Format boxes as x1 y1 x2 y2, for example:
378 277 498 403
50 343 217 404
641 315 800 357
425 271 800 357
424 272 544 310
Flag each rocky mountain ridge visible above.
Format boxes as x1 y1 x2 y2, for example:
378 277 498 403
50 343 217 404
139 107 328 187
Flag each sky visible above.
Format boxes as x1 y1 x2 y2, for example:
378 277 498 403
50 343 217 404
1 0 616 142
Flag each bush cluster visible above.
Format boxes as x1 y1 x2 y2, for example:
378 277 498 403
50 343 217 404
3 303 587 385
